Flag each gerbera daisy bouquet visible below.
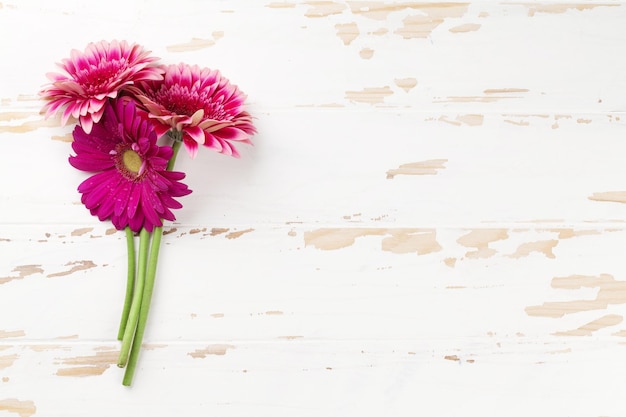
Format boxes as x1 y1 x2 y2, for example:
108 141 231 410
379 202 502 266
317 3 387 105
39 40 256 386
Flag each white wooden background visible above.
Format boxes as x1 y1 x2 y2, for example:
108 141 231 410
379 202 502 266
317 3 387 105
1 0 626 415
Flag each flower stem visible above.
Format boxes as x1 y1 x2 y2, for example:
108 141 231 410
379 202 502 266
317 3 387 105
122 226 163 386
121 138 182 386
117 227 136 340
168 140 182 171
117 228 150 368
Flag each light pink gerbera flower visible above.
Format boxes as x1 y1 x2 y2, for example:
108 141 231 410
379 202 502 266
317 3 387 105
69 99 191 232
131 63 256 158
40 40 164 134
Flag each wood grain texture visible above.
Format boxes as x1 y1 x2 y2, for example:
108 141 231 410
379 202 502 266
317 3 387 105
1 1 626 416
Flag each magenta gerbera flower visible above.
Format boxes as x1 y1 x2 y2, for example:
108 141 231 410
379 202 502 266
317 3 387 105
131 63 256 158
69 99 191 232
40 40 164 134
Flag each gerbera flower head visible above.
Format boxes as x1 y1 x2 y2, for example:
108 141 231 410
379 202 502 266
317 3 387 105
131 63 256 158
69 99 191 232
40 40 164 134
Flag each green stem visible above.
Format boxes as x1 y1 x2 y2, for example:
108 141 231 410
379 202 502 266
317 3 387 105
121 138 182 386
117 228 150 368
122 226 163 386
117 227 136 340
168 140 182 171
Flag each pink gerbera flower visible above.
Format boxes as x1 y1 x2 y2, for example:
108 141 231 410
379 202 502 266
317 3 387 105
69 99 191 232
40 40 164 133
131 63 256 158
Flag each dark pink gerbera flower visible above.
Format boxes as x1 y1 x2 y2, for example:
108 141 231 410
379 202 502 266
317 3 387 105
131 63 256 158
69 99 191 232
40 40 164 133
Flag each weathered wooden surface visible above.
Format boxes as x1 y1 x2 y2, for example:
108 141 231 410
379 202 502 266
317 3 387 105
1 1 626 416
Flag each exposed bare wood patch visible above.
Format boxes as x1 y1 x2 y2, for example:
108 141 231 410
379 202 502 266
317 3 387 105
266 310 284 315
359 48 375 59
514 2 619 17
443 257 457 267
589 191 626 204
51 133 73 142
435 114 483 126
70 227 93 237
225 228 254 239
554 314 623 336
526 274 626 318
0 354 18 370
1 265 43 285
449 23 481 32
304 228 442 254
47 260 96 278
304 1 346 17
386 159 447 179
345 86 393 104
457 229 509 259
381 229 442 255
189 344 236 358
0 116 62 133
210 227 230 236
484 88 529 94
0 399 36 417
167 32 224 52
509 240 558 259
335 22 359 45
349 2 468 22
394 77 417 92
266 1 296 8
0 111 36 121
55 350 118 377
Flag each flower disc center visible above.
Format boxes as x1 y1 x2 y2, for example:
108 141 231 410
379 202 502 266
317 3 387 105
122 149 142 173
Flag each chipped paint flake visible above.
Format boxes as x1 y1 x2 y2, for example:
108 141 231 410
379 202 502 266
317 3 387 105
167 32 224 52
449 23 481 33
56 350 118 377
0 399 36 417
335 22 359 45
47 260 96 278
515 2 619 17
526 274 626 318
188 344 235 358
395 3 469 38
266 1 296 7
210 227 230 236
484 88 529 94
437 114 483 126
304 227 441 254
394 77 417 92
554 314 623 336
443 257 457 267
345 86 393 104
71 227 93 237
0 354 18 370
225 228 254 239
589 191 626 204
51 133 73 142
509 240 558 259
359 48 374 59
266 310 284 315
304 1 346 17
381 229 442 255
349 2 468 21
386 159 447 179
457 229 508 259
0 116 62 133
1 265 43 285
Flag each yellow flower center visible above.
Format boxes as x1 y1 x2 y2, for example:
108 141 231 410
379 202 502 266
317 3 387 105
123 149 142 173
